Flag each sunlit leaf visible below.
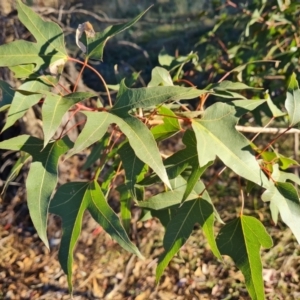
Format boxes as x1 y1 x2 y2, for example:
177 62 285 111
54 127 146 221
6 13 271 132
192 102 269 188
278 154 298 170
68 110 170 188
66 111 111 159
42 91 96 146
285 73 300 127
228 100 266 116
110 80 207 116
262 165 300 243
138 176 199 210
9 64 36 79
158 49 198 74
148 67 173 87
151 106 181 141
114 113 171 188
208 80 261 90
265 92 286 117
1 79 51 132
0 0 67 75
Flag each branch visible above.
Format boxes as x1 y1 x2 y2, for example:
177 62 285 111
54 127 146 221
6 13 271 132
148 118 300 134
236 125 300 134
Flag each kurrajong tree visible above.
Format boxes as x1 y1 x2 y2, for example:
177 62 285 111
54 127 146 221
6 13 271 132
0 1 300 299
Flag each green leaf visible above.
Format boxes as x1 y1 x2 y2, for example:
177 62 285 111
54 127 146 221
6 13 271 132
0 135 72 248
118 142 147 199
265 185 300 242
156 198 221 282
110 80 207 116
1 79 51 132
117 184 132 234
182 160 213 202
83 7 152 60
112 113 171 189
208 80 261 90
1 152 31 195
262 165 300 242
42 91 96 146
49 180 143 293
66 111 111 159
68 110 170 188
191 102 269 188
151 207 178 228
278 154 298 170
101 161 117 194
148 67 173 87
138 129 199 186
151 106 181 141
0 0 67 75
9 64 36 79
49 181 89 293
158 48 175 68
138 176 198 210
158 49 198 75
88 181 143 258
276 181 300 205
216 216 273 300
210 89 247 100
265 92 286 117
278 170 300 186
82 134 110 170
231 100 266 117
285 73 300 127
0 80 15 112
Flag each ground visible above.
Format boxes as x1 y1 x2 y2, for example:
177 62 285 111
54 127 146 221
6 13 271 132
1 176 300 299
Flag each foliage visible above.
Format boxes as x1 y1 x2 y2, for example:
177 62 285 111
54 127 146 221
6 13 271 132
0 1 300 299
196 0 300 92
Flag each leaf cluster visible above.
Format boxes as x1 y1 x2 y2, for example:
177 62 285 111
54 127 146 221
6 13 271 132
0 1 300 299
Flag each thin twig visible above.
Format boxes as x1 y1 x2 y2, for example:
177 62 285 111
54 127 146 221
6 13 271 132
147 118 300 135
199 166 227 197
250 117 275 142
73 57 88 92
238 125 298 135
104 255 136 300
256 127 291 159
68 57 113 107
